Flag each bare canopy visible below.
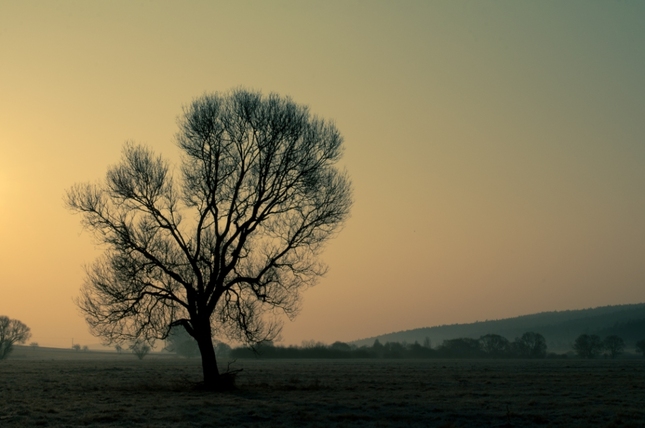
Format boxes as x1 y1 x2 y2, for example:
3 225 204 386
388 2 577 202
0 316 31 360
67 89 352 388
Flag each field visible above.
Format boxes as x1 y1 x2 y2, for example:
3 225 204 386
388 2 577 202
1 350 644 427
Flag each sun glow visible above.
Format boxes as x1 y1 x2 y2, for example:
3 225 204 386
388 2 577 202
0 171 7 206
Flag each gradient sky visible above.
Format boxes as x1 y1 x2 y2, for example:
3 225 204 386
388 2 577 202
1 1 645 349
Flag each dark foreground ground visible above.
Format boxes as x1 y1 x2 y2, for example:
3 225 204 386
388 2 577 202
1 356 644 427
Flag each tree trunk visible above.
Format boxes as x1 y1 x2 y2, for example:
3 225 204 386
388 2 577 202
194 325 221 390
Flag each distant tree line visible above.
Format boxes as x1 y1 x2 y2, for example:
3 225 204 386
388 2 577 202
572 334 645 359
225 332 645 360
228 332 550 359
160 325 645 361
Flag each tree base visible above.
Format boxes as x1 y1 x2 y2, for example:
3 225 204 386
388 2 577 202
195 370 242 392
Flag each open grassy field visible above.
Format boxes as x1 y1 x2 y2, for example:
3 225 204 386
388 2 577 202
1 353 644 427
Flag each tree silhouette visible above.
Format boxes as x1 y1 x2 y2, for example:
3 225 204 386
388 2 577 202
130 341 151 360
512 332 547 358
479 334 510 358
0 316 31 360
573 334 603 358
330 341 351 352
67 89 352 389
602 335 625 359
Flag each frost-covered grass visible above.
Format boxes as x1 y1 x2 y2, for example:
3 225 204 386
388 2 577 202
1 357 644 427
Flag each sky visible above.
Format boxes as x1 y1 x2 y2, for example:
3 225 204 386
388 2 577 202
1 1 645 349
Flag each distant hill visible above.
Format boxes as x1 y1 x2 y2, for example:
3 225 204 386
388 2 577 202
351 303 645 352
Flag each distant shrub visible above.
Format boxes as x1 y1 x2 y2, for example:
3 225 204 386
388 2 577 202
130 342 151 360
330 341 352 353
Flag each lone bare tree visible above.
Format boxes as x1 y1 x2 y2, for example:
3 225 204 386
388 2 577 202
67 89 352 389
0 316 31 360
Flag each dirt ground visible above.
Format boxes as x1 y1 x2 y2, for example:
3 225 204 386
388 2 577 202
1 356 644 427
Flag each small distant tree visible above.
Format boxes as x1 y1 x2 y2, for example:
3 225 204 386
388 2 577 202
635 340 645 357
479 334 510 358
72 344 81 352
82 345 89 352
330 341 352 353
0 316 31 360
602 335 625 359
512 332 547 358
115 344 123 354
408 340 434 358
372 339 384 358
382 341 406 358
130 341 151 360
30 342 39 350
573 334 603 358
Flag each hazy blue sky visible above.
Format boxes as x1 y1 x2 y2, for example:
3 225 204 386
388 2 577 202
1 1 644 348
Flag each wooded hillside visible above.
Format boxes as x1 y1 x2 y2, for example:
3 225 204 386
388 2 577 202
352 304 645 351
